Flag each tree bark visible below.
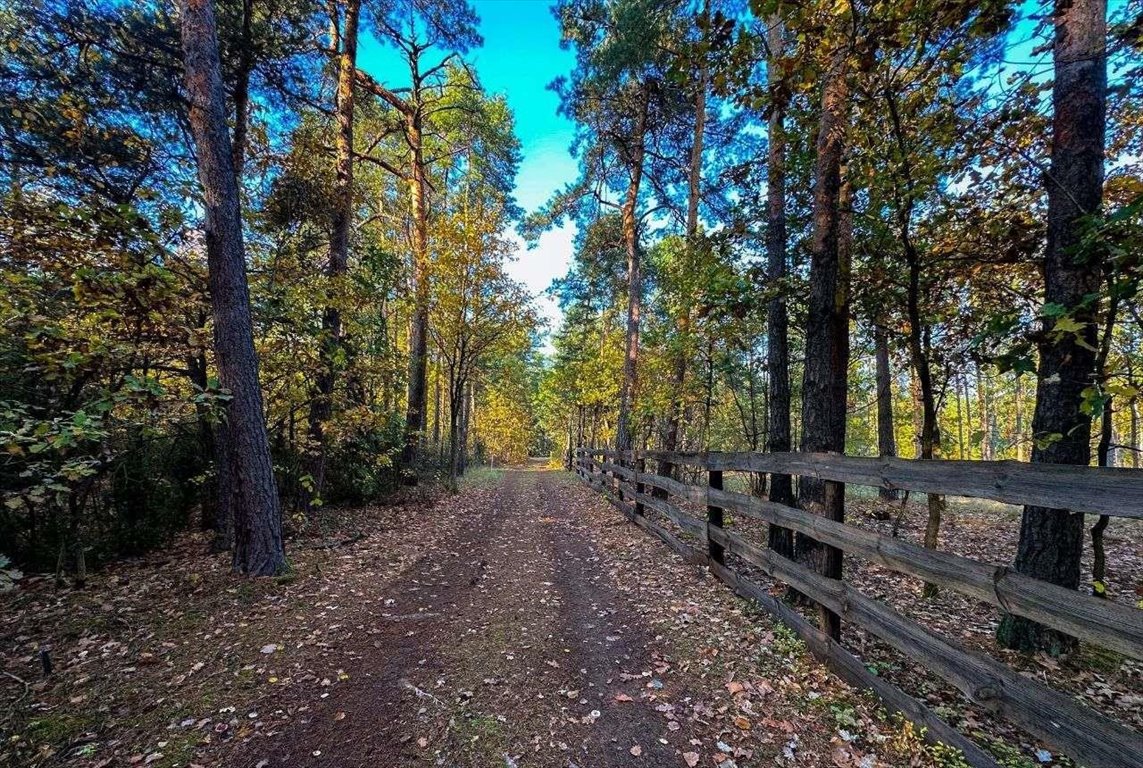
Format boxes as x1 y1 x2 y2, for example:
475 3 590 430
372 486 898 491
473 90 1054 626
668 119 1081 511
765 16 795 557
976 362 992 460
661 11 708 483
955 373 965 459
1131 395 1140 469
230 0 255 175
796 54 850 641
1015 374 1026 461
403 95 430 475
448 377 462 489
1091 397 1112 597
885 77 946 595
874 324 897 504
615 84 650 455
433 357 442 450
999 0 1106 653
307 0 360 508
1090 283 1119 596
180 0 286 575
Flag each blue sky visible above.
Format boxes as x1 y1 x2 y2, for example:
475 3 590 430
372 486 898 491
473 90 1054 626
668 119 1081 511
358 0 580 339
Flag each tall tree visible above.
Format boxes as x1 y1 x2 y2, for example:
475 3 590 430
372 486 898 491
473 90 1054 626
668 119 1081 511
999 0 1108 653
179 0 286 574
873 323 897 499
661 0 711 477
764 15 794 555
307 0 361 508
796 36 851 640
615 82 650 455
354 0 481 475
535 0 687 460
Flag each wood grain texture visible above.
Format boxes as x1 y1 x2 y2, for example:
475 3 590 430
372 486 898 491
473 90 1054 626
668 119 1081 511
709 526 1143 768
579 449 1143 519
596 459 1142 661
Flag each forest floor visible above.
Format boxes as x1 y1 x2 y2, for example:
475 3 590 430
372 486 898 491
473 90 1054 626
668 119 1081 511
1 465 1139 768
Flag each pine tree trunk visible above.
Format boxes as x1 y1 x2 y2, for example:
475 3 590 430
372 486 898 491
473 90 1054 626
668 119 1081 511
963 373 973 458
765 17 795 557
874 324 897 504
796 55 850 641
307 0 360 508
1015 374 1026 461
955 373 965 459
230 0 255 175
976 363 992 461
403 101 430 475
448 381 462 489
1131 396 1140 468
433 358 442 450
661 16 708 484
999 0 1106 654
615 85 650 455
180 0 286 575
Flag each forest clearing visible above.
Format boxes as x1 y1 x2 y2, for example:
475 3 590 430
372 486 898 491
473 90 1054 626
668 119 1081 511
2 0 1143 766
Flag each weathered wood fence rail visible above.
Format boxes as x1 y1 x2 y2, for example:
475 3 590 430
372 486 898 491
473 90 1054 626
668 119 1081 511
573 448 1143 768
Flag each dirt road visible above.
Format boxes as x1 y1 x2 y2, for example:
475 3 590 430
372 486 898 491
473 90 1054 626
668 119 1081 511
223 468 896 767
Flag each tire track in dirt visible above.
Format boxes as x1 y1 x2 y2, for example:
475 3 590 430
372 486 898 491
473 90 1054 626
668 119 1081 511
227 468 712 767
226 479 512 767
537 472 704 766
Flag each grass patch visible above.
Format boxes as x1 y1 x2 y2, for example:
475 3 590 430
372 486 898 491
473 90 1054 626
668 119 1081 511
460 465 504 488
449 711 509 764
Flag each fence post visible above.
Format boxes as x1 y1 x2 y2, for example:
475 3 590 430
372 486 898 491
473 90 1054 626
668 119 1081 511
634 454 645 516
707 469 724 564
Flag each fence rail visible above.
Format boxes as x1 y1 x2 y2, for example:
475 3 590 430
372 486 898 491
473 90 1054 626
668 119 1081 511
573 448 1143 768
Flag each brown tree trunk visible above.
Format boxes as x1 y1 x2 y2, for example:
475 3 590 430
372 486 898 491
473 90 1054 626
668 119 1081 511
1131 396 1140 469
796 55 850 641
661 14 708 483
180 0 286 575
885 76 946 595
976 363 992 460
615 84 650 455
765 16 795 557
874 325 897 504
963 374 974 458
1091 398 1112 597
403 99 430 475
910 370 923 458
307 0 360 508
448 373 462 489
1090 285 1119 596
460 380 474 474
1015 374 1026 461
955 373 965 459
230 0 255 175
999 0 1106 654
433 357 442 450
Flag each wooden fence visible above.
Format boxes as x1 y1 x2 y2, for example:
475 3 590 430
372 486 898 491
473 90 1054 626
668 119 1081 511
573 448 1143 768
